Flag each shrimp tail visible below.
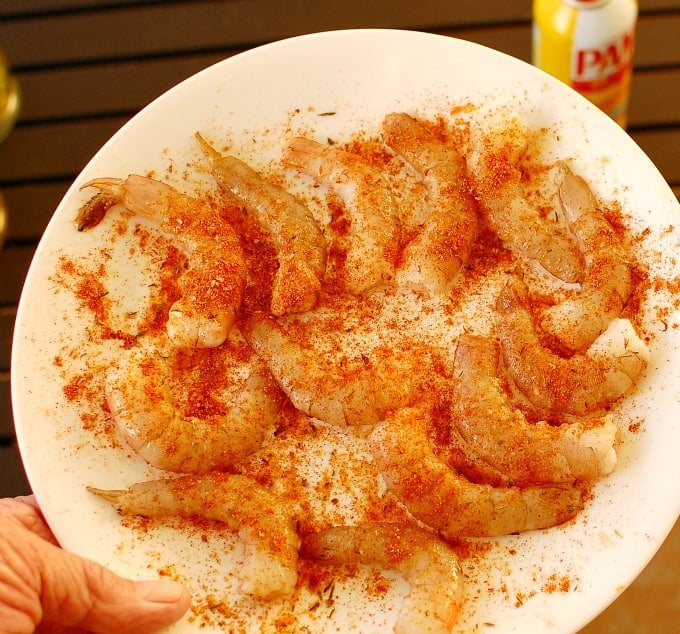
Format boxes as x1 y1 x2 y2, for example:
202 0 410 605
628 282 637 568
88 473 301 600
76 178 125 230
195 131 223 165
86 486 126 505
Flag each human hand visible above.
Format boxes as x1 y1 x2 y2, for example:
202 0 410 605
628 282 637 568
0 495 191 633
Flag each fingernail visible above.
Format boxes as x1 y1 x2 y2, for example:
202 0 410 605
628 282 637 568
136 579 188 604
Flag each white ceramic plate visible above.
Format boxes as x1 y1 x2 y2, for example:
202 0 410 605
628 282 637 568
12 29 680 633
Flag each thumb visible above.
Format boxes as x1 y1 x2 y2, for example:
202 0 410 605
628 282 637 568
35 534 191 633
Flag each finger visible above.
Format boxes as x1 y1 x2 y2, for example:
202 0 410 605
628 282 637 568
0 496 60 545
0 512 187 634
38 550 191 634
34 577 191 634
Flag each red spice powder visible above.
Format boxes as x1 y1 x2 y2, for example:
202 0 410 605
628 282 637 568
75 272 109 325
53 111 674 632
63 372 94 402
543 573 572 594
142 245 185 335
219 195 279 315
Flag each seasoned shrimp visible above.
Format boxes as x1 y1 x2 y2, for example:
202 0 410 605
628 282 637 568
302 523 463 634
77 174 247 348
248 316 433 427
282 137 400 294
451 334 618 485
496 276 649 415
105 336 283 473
467 110 584 283
369 406 583 538
196 134 328 316
89 472 300 600
540 162 633 351
382 113 478 293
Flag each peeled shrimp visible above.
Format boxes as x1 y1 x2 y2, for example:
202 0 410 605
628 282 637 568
302 523 463 634
76 174 247 348
496 276 649 415
248 316 433 426
105 340 283 473
467 110 584 283
282 137 400 293
451 334 618 485
382 113 478 293
196 134 328 316
89 472 300 600
540 162 633 351
369 406 583 538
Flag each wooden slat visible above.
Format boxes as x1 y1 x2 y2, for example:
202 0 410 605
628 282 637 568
2 2 679 73
0 0 674 18
0 375 12 440
0 116 129 183
0 0 163 18
15 52 230 123
629 68 680 127
0 245 34 306
436 23 530 62
0 308 15 372
5 0 676 24
2 181 69 242
635 13 680 68
629 127 680 186
0 0 532 69
639 0 680 8
0 444 32 498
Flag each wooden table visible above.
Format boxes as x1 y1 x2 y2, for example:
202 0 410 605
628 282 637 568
1 1 678 631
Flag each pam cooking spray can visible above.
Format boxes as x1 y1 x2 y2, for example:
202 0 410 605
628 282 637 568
532 0 638 127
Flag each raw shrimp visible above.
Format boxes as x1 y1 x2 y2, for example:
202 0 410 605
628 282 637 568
77 174 247 348
89 472 300 600
434 416 515 487
382 113 478 293
247 316 435 427
540 162 633 351
105 335 283 473
451 333 618 485
196 134 328 316
496 276 649 415
369 406 583 538
467 110 584 283
302 523 463 634
282 137 400 294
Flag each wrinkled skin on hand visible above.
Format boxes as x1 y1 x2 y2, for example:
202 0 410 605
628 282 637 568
0 495 190 634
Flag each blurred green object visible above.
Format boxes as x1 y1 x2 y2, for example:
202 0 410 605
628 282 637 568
0 49 20 143
1 48 20 247
0 192 6 244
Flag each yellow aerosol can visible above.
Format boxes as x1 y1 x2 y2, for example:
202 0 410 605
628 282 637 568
532 0 637 127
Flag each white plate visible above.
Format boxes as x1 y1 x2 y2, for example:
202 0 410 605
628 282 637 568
11 29 680 633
